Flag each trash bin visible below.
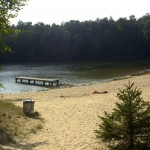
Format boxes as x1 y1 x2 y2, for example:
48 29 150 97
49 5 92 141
23 99 35 114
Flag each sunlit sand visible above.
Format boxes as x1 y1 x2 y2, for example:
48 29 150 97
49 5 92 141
2 73 150 150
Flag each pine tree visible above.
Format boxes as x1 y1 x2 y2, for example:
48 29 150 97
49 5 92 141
95 82 150 150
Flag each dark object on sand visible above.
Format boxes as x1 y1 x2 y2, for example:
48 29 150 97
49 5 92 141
92 91 108 94
23 99 35 114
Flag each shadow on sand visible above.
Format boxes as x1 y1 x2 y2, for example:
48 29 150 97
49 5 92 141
0 140 49 150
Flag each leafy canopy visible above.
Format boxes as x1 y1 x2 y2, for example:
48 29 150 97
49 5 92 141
95 82 150 150
0 0 28 52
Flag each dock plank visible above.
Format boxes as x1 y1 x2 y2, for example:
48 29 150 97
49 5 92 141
15 77 60 87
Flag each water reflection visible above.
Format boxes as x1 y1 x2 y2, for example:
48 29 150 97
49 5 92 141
0 60 150 93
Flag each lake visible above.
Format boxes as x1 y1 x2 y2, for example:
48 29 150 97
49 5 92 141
0 60 150 93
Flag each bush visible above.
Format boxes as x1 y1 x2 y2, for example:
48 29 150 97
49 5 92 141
95 82 150 150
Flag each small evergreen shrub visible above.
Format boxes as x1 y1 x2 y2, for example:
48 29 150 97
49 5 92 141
95 82 150 150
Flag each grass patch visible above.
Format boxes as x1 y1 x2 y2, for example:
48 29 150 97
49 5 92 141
0 100 43 144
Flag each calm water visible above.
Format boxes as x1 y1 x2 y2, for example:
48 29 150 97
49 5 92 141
0 60 150 93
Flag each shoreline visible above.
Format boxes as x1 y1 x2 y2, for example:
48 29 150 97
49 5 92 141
1 73 150 150
1 69 150 95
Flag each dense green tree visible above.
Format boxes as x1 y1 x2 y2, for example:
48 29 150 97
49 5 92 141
0 0 28 52
1 14 150 62
95 82 150 150
0 0 28 88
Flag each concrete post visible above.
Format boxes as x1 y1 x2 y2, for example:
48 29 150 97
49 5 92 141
23 100 35 114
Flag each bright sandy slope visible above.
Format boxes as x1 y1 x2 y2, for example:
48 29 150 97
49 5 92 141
2 73 150 150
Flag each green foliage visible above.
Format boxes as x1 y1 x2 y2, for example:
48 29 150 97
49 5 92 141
95 82 150 150
0 73 4 90
2 14 150 62
0 0 28 52
0 83 4 88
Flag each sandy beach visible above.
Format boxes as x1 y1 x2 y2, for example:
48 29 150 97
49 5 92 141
1 73 150 150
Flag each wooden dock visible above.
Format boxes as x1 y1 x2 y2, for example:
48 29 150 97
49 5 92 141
15 77 60 87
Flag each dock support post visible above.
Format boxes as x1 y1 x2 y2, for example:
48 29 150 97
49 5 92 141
43 81 45 86
56 80 59 86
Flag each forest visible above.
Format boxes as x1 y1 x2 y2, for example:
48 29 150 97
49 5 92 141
1 14 150 63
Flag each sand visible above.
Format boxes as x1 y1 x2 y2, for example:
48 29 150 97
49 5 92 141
1 73 150 150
